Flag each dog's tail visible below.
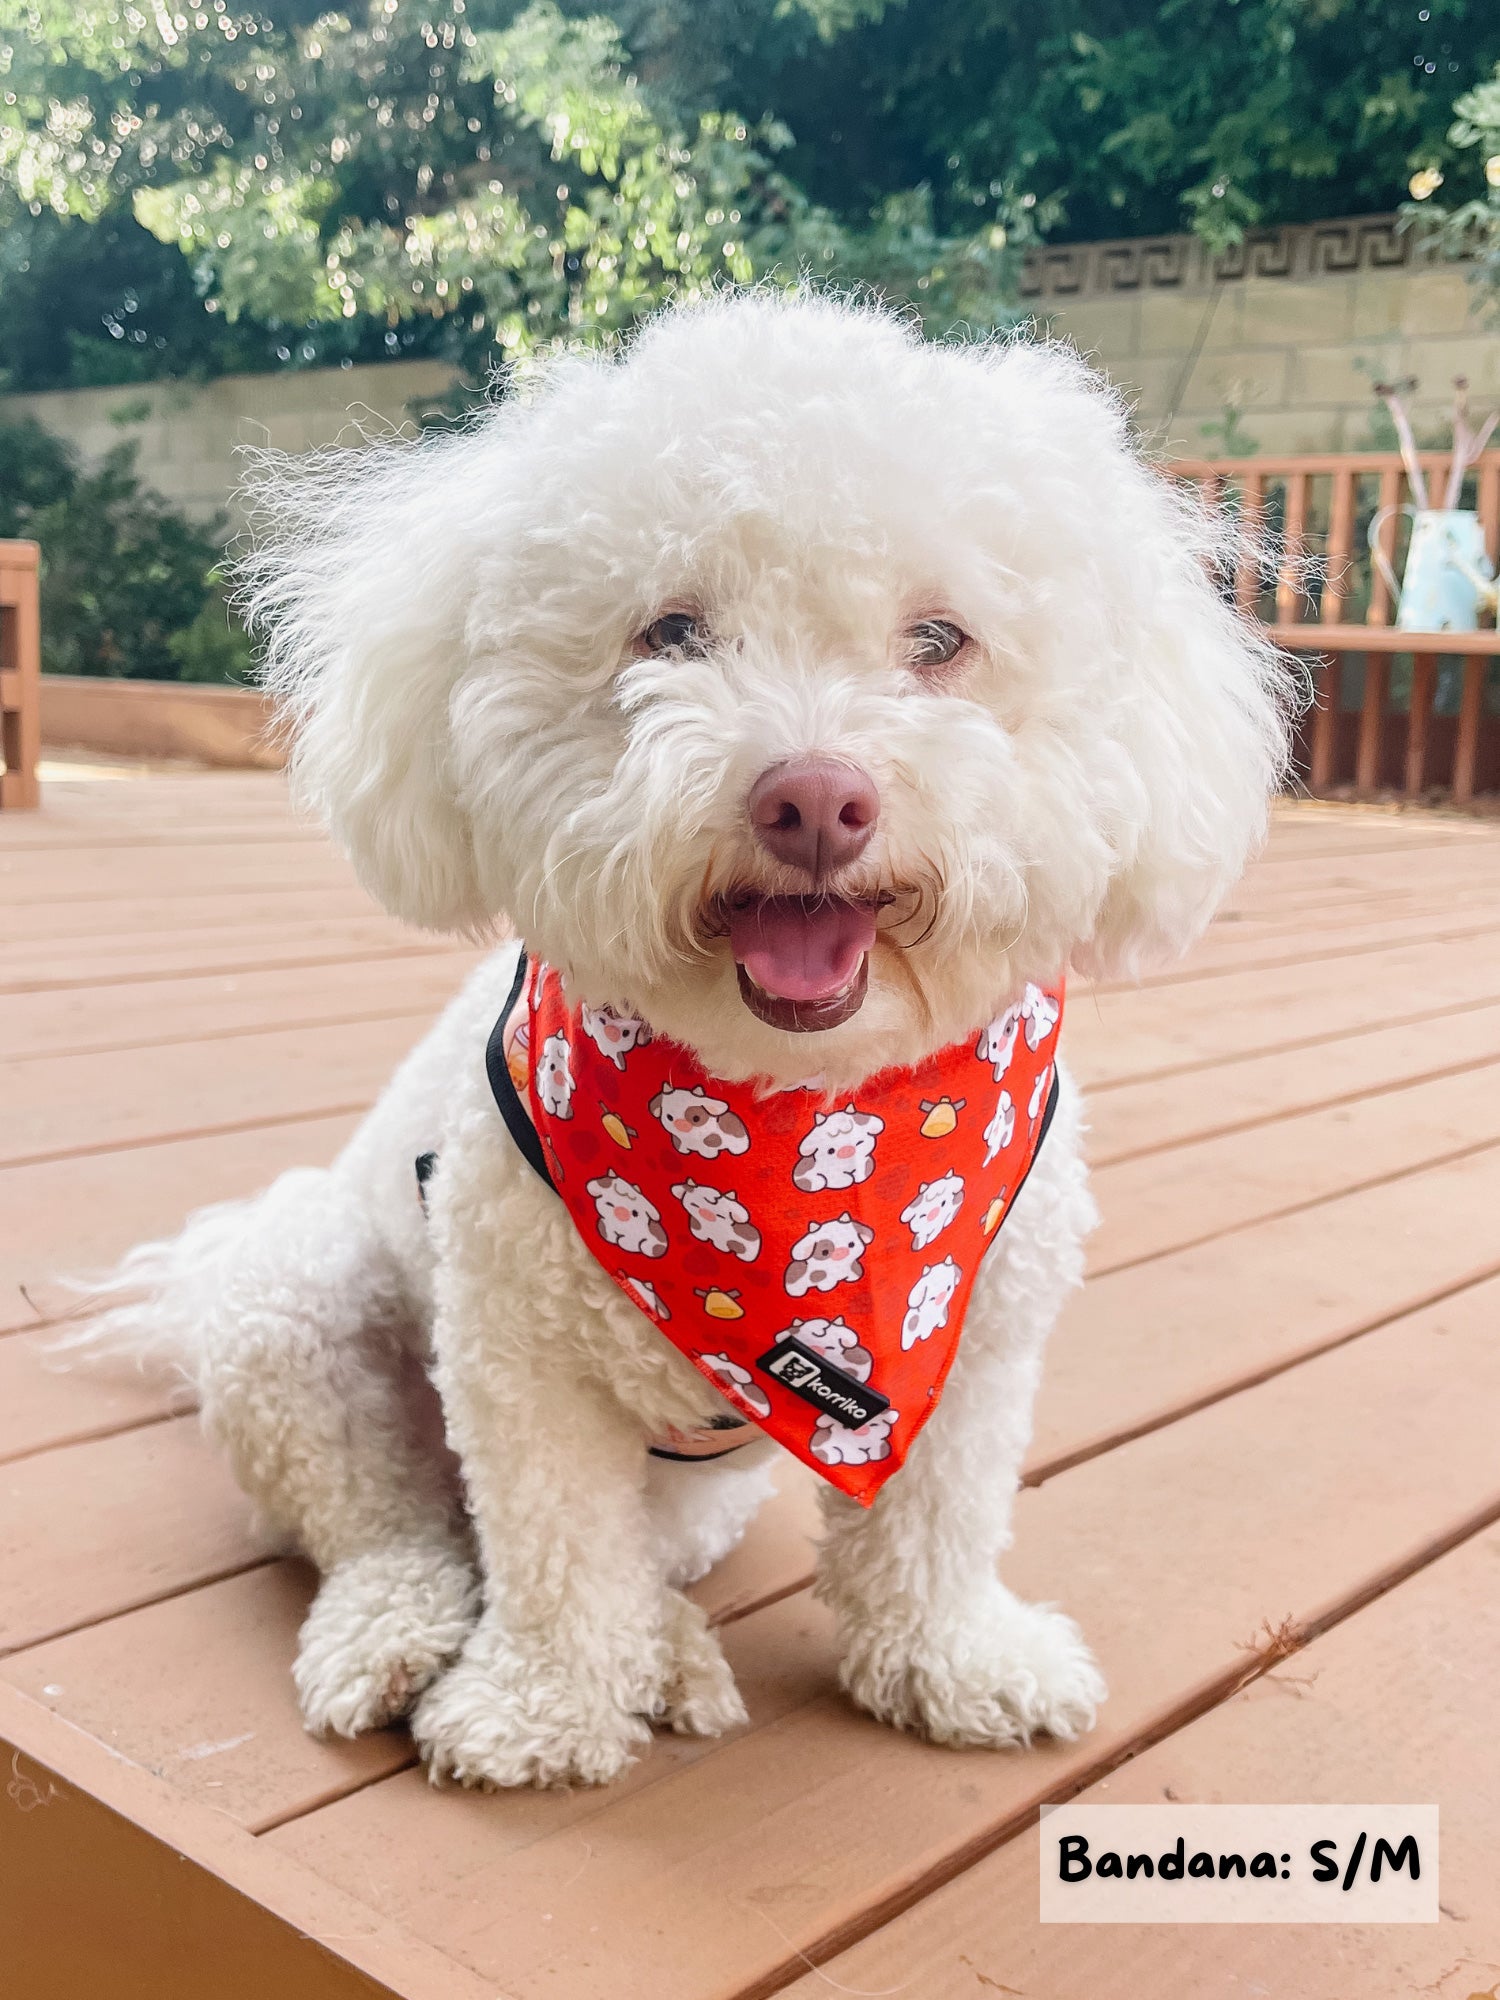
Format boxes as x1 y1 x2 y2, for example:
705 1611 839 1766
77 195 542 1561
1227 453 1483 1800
52 1165 346 1392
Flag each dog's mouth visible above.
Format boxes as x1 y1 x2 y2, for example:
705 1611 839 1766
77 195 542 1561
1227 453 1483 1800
722 892 880 1032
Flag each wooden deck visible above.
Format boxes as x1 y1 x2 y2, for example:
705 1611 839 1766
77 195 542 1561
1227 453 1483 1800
5 766 1500 1998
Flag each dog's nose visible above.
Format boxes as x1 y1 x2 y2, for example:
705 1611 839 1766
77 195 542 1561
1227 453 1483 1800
748 756 879 878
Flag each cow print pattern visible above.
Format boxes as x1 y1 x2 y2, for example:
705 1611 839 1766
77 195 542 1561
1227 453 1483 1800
521 959 1063 1504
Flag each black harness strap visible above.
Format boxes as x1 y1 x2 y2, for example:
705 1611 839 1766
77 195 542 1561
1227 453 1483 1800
483 949 557 1193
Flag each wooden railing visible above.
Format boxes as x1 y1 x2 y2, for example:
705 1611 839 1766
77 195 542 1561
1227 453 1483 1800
1171 452 1500 803
0 540 41 810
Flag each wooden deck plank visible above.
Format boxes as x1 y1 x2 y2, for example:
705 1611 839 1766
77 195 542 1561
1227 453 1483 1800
1200 869 1500 933
1111 907 1500 994
0 773 300 839
22 941 1492 1186
0 820 321 853
1204 876 1483 925
0 839 358 903
0 1562 411 1824
34 1122 1499 1841
0 886 413 948
0 954 479 1060
13 1126 1497 1578
0 1681 495 2000
1087 1058 1500 1274
263 1277 1500 1998
0 925 465 996
11 905 1494 1078
0 1112 360 1337
1069 929 1500 1088
0 1330 189 1464
1034 1142 1500 1476
1204 868 1478 914
1203 827 1500 898
1186 841 1492 908
1104 908 1500 1000
783 1520 1500 2000
0 1418 270 1656
0 1013 435 1168
0 1476 823 1835
1087 997 1500 1164
1249 804 1492 845
5 775 1499 1998
2 774 1409 861
0 791 314 842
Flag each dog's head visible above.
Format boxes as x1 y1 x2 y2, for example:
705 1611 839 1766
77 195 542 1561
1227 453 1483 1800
244 292 1292 1087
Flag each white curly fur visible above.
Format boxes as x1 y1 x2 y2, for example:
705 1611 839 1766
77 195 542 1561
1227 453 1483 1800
69 289 1292 1787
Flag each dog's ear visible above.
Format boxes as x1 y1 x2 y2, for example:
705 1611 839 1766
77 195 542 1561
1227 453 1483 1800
965 342 1297 981
238 421 515 932
1072 458 1297 978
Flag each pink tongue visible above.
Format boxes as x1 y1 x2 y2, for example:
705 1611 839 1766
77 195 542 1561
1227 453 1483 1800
729 897 877 1003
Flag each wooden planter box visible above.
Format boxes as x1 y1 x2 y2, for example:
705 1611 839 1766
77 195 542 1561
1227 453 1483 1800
0 539 41 807
39 674 283 770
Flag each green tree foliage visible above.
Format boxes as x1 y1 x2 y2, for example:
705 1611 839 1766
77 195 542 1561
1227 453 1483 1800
0 415 251 679
712 0 1500 253
1402 62 1500 316
2 0 1495 386
0 0 1040 391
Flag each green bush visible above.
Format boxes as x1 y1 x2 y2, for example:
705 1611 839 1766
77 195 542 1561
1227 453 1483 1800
0 415 253 683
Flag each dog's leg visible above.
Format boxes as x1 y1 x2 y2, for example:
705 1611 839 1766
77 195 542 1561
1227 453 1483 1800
815 1088 1106 1749
186 1171 477 1737
411 1129 746 1789
411 1347 746 1785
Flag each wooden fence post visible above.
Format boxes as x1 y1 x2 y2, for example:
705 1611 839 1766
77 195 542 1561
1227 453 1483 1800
1405 653 1438 798
1452 656 1486 806
1175 449 1500 803
0 540 41 810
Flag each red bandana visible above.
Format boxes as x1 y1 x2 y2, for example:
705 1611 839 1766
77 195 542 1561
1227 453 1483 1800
492 959 1063 1504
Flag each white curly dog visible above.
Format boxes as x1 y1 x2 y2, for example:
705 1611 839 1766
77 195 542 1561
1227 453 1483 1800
77 292 1289 1789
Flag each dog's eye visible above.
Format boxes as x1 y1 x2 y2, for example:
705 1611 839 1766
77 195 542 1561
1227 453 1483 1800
638 611 709 659
903 618 969 674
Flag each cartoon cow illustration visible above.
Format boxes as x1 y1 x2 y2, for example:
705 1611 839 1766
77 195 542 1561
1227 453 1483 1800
580 1001 652 1071
792 1103 885 1192
975 984 1060 1081
779 1315 874 1383
975 1003 1022 1082
903 1259 962 1348
1019 983 1061 1051
536 1032 575 1119
671 1180 762 1262
784 1214 875 1296
982 1090 1016 1166
585 1172 667 1258
649 1084 751 1158
697 1352 771 1418
900 1170 965 1250
1029 1061 1054 1121
810 1407 900 1467
618 1272 670 1321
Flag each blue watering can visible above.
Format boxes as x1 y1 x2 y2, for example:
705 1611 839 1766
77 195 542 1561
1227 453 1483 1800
1369 506 1498 633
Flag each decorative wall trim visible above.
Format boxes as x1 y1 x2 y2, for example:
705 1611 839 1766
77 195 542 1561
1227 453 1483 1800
1018 213 1438 300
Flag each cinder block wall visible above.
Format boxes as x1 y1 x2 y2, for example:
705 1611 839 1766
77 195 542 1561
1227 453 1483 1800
0 360 457 528
1 214 1492 525
1023 213 1495 457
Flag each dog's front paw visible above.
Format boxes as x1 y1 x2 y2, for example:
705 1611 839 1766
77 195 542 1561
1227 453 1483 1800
411 1649 652 1789
656 1591 748 1738
840 1589 1105 1750
296 1544 479 1738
